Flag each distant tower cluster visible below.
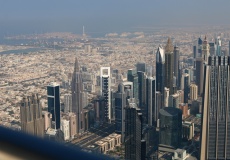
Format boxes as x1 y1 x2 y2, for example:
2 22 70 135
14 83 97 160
20 94 44 137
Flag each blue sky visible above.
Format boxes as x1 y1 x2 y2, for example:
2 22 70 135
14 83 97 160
0 0 230 35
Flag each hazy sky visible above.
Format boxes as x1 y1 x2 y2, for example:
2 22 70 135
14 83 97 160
1 0 230 36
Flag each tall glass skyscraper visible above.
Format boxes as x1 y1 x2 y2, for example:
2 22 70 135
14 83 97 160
165 38 174 95
200 56 230 160
47 83 61 129
156 45 165 108
127 69 139 105
115 82 133 142
125 98 142 160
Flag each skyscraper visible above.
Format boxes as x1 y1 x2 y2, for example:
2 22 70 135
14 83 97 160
127 69 139 104
195 58 204 95
47 83 61 129
115 82 133 142
198 37 203 57
125 98 142 160
136 62 146 72
100 67 111 122
200 56 230 160
159 107 182 152
72 57 84 133
156 45 165 108
146 77 156 126
173 45 180 88
190 84 198 100
215 36 221 56
64 94 72 113
182 73 190 103
202 36 210 63
20 94 44 137
165 38 174 95
137 71 147 112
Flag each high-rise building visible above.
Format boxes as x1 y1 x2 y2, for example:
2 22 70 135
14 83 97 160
202 36 210 64
209 42 216 56
165 38 174 95
61 119 70 141
169 93 179 108
198 37 203 57
200 56 230 160
42 111 52 131
137 71 147 112
136 62 146 72
182 74 190 103
100 67 111 122
164 87 170 107
156 45 165 108
125 98 142 160
64 94 72 113
146 77 156 126
72 57 84 133
47 83 61 129
173 45 180 88
190 84 198 100
195 58 204 95
159 107 182 152
215 36 221 56
127 69 139 104
115 82 133 142
20 94 44 137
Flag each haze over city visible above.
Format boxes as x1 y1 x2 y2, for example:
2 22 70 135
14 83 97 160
1 0 230 37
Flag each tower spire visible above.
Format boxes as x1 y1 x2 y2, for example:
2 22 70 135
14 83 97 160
165 37 174 53
74 57 80 72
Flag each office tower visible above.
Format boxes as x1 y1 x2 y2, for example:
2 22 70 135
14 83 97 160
20 94 44 137
164 87 170 107
47 83 61 129
66 112 77 139
215 36 221 56
64 94 72 113
61 119 70 141
146 77 156 126
169 93 179 108
200 56 230 160
156 45 165 107
182 74 190 103
155 91 162 123
209 42 216 56
115 82 133 142
125 98 142 160
146 65 153 77
198 37 203 57
173 45 180 88
193 45 197 59
127 69 139 104
136 62 146 72
202 36 210 63
159 107 182 152
72 57 84 133
100 67 111 122
137 71 147 112
94 96 106 123
229 41 230 56
190 84 198 100
195 58 204 95
111 90 116 121
165 38 174 95
42 111 52 131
